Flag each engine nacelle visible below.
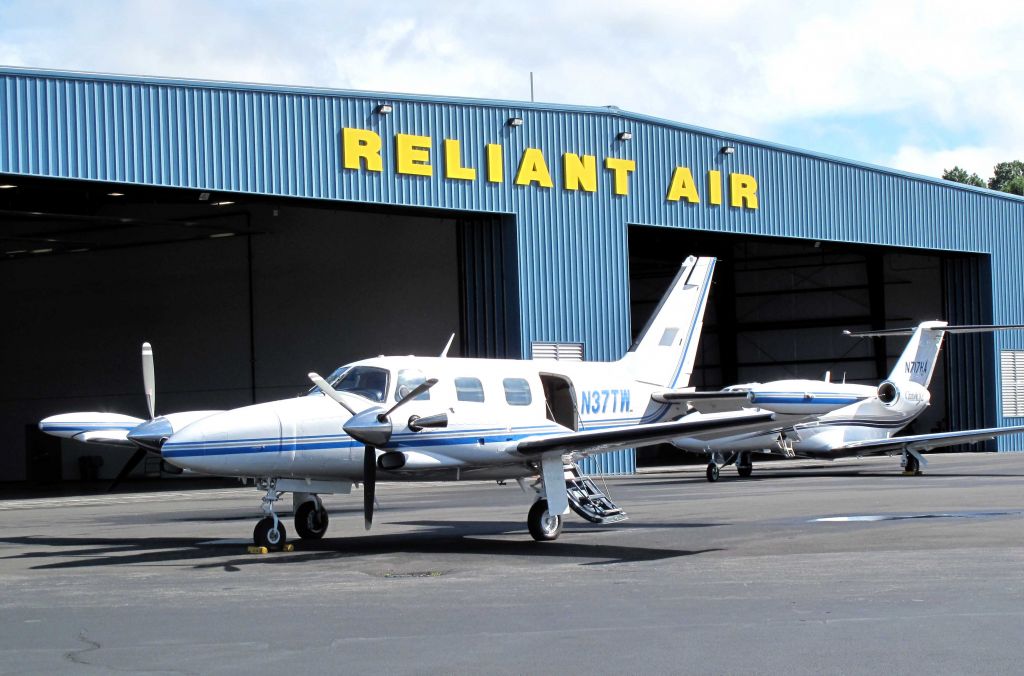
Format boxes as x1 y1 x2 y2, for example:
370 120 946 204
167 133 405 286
876 380 930 408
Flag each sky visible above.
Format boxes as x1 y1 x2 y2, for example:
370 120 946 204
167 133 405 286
1 0 1022 181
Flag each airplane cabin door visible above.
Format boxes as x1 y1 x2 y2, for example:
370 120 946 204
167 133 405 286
539 373 579 432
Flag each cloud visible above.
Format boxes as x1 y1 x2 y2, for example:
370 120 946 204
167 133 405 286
2 0 1024 177
887 145 1017 182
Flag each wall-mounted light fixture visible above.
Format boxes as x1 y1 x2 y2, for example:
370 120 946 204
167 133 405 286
107 192 124 197
211 201 235 207
375 103 393 115
507 116 524 127
198 192 210 201
0 184 17 189
720 145 736 155
617 131 633 141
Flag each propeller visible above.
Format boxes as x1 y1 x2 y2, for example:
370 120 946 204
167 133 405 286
142 342 156 419
109 342 159 492
309 373 439 530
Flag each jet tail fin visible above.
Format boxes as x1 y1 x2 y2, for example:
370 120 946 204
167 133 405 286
620 256 715 389
845 322 1024 389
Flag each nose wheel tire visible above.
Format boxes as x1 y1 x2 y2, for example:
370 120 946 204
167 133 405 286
706 463 720 482
528 499 563 541
294 501 330 540
254 517 287 550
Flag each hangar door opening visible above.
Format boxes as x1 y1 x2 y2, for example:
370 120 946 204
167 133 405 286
628 225 995 466
0 175 519 483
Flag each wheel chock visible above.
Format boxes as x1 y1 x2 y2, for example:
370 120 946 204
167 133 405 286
245 544 295 555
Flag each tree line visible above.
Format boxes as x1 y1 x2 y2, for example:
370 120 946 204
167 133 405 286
942 161 1024 195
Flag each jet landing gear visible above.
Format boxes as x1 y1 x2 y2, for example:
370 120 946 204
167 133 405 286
736 452 753 478
903 452 923 476
253 479 288 550
706 452 753 481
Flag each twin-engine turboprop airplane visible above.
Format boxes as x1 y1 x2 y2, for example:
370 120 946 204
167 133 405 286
668 321 1024 480
40 256 783 548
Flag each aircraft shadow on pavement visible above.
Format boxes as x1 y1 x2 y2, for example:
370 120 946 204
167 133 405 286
620 468 1024 486
0 520 723 571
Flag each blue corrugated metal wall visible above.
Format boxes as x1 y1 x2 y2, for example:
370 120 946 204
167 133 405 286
4 67 1024 466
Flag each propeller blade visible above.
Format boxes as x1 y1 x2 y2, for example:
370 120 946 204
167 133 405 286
382 378 438 419
363 445 376 530
142 342 156 419
308 372 357 415
108 447 147 492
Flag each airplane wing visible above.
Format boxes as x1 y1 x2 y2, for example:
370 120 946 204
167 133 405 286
516 410 777 457
818 424 1024 458
39 413 146 446
651 389 752 413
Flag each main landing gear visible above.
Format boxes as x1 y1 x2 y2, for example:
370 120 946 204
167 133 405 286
252 480 331 550
903 452 923 476
706 451 754 481
736 452 753 478
527 499 563 541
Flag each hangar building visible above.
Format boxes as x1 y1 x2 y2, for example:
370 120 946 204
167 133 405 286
3 66 1024 482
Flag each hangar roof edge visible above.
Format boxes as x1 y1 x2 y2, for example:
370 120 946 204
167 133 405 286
2 65 1021 206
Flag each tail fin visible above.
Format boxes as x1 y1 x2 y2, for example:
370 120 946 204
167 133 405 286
620 256 715 388
888 321 948 387
845 321 1024 389
845 321 948 388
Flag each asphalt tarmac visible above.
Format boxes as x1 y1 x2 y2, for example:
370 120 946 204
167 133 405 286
2 452 1023 675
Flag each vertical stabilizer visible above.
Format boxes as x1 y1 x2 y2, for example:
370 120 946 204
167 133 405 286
887 321 947 388
621 256 716 388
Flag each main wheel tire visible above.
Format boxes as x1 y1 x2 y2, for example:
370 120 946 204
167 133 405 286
294 501 329 540
706 464 720 482
905 454 920 475
253 516 287 550
737 464 752 478
527 499 563 542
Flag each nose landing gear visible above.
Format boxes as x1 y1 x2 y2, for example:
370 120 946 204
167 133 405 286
253 479 287 550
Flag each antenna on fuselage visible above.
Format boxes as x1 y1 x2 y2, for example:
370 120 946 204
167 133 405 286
440 333 455 358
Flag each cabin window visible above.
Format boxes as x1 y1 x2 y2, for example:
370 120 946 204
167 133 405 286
330 366 389 403
503 377 533 406
395 369 431 401
455 377 485 402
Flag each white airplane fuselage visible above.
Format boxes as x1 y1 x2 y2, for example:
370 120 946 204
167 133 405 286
161 356 683 481
672 379 927 456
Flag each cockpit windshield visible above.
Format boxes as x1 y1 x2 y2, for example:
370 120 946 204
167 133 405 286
326 365 390 403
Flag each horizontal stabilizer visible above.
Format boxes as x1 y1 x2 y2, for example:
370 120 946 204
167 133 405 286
844 324 1024 337
516 410 777 457
822 424 1024 457
652 389 752 413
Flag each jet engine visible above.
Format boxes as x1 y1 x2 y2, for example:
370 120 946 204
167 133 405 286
876 380 930 408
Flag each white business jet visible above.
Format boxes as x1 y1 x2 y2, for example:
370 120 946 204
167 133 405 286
40 256 780 548
668 321 1024 480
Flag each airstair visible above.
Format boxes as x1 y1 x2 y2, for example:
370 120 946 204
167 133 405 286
564 462 629 524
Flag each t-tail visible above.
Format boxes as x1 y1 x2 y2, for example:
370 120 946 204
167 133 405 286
888 321 948 388
845 320 1024 389
620 256 715 388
